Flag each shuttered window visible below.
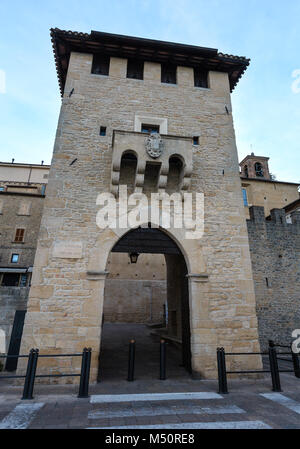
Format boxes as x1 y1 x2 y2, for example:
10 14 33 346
161 63 177 84
127 59 144 80
242 188 248 206
194 68 208 88
14 228 25 242
91 54 110 75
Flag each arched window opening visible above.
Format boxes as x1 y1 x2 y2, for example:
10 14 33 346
143 162 161 194
166 156 184 193
255 162 264 177
119 152 137 194
244 165 249 178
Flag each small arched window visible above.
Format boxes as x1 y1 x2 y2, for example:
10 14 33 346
119 151 138 194
244 165 249 178
255 162 264 177
166 156 184 193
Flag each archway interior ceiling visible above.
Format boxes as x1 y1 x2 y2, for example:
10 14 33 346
111 228 181 255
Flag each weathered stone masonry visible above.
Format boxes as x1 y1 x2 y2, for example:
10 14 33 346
247 206 300 350
19 30 262 382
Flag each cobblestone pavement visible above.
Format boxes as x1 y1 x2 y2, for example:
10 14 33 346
0 373 300 429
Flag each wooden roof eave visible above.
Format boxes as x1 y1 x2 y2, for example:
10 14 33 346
50 28 250 96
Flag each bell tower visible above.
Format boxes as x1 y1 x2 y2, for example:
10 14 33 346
240 153 271 179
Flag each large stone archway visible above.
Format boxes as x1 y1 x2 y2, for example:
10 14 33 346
98 226 192 379
84 223 209 382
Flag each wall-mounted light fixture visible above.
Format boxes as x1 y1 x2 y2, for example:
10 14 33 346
129 252 139 264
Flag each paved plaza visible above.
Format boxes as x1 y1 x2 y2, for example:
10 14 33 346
0 372 300 429
1 325 300 429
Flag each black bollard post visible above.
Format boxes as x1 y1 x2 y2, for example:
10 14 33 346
291 346 300 379
217 348 228 394
78 348 91 398
22 349 35 400
127 340 135 382
22 349 39 400
85 348 92 395
78 348 88 398
268 340 275 348
269 346 282 392
160 340 166 380
27 349 39 400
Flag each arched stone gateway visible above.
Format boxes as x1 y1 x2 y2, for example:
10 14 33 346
99 226 192 380
85 224 198 382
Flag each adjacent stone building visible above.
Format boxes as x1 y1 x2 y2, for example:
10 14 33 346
0 162 49 365
240 153 300 218
247 206 300 350
285 198 300 224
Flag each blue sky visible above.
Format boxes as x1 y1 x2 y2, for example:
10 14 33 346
0 0 299 182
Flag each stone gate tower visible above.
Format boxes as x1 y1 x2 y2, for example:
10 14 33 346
20 29 262 382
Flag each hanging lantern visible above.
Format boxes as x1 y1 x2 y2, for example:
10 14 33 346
129 252 139 264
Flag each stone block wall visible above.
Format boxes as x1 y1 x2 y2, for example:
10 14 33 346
104 253 167 323
104 280 166 323
247 206 300 349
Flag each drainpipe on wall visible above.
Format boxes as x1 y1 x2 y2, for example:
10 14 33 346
27 166 32 184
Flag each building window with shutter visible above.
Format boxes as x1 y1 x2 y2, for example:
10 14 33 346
194 68 208 88
91 54 110 76
14 228 25 243
161 63 177 84
242 188 248 206
19 274 28 287
2 273 20 286
127 59 144 80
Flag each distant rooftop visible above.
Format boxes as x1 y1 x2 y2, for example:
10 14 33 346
0 161 50 168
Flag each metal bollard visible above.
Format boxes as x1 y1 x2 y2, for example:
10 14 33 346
268 346 282 392
22 348 39 400
291 349 300 379
268 340 275 348
217 348 228 394
160 340 166 380
78 348 92 398
127 339 136 382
